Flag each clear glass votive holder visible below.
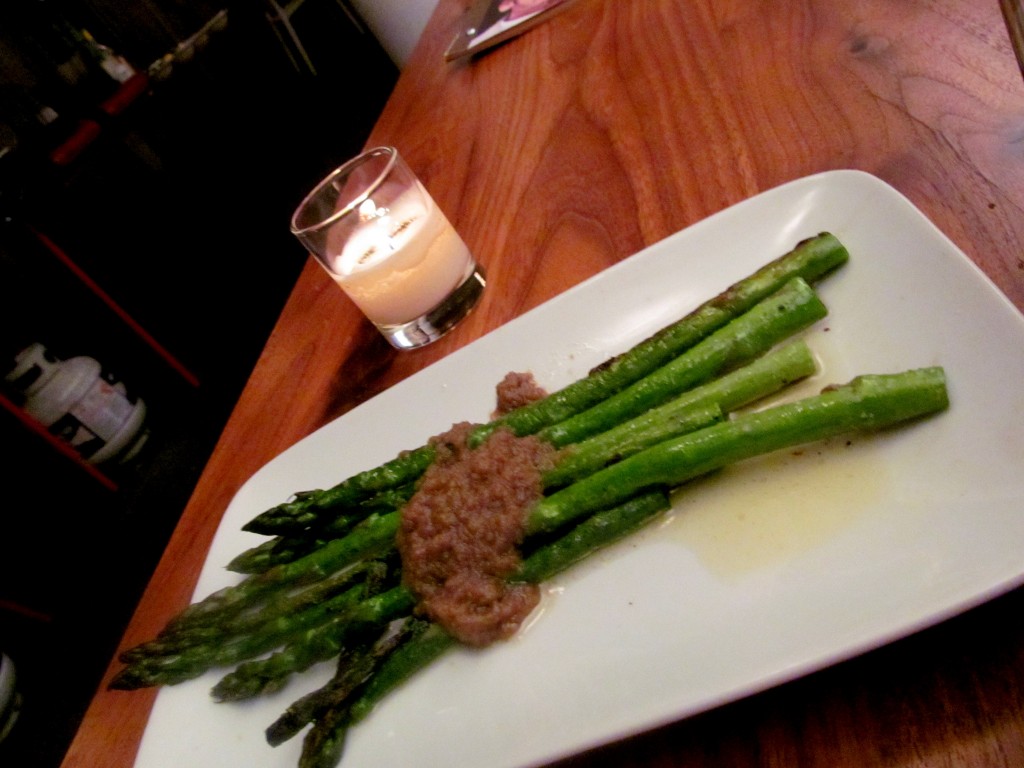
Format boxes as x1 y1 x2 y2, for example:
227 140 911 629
290 146 485 350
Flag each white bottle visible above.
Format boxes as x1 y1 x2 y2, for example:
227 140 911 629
4 343 149 465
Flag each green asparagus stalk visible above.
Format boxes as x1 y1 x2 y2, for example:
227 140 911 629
211 585 419 702
517 489 673 583
243 233 848 537
292 621 438 768
162 512 399 635
344 624 457 725
543 338 816 487
528 367 949 535
119 561 385 663
228 485 419 575
298 707 349 768
245 445 437 536
537 277 825 448
297 700 350 768
113 562 403 692
266 618 428 747
111 583 373 689
226 537 309 576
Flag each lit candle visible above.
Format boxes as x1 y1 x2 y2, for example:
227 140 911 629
291 146 485 349
328 184 474 327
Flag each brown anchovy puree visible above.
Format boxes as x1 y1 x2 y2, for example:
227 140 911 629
397 374 553 647
492 370 549 417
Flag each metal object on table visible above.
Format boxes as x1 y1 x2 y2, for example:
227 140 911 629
1001 0 1024 80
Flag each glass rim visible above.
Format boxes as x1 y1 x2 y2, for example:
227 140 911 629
290 145 399 238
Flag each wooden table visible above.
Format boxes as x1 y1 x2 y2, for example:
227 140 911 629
62 1 1024 766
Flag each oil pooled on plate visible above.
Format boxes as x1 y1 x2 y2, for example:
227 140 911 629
663 434 889 578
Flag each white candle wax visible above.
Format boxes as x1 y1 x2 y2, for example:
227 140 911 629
329 185 473 326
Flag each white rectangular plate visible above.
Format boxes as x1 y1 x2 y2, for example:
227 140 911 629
135 170 1024 768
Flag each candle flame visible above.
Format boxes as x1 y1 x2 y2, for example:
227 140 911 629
359 198 387 222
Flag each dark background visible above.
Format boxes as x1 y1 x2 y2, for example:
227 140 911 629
0 1 398 764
